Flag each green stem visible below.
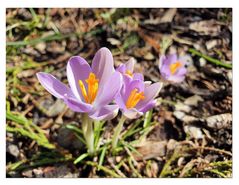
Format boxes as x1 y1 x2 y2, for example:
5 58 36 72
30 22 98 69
112 115 127 151
82 113 94 155
188 48 232 69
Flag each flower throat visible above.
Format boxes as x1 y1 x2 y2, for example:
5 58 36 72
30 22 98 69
126 88 145 109
78 72 99 104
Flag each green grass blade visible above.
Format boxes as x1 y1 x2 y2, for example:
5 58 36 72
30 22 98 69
98 145 107 167
143 110 153 128
74 153 89 164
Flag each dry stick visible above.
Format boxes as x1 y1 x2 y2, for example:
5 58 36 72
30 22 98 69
180 140 232 157
191 146 232 157
86 161 121 178
107 159 126 178
188 48 232 69
124 146 138 166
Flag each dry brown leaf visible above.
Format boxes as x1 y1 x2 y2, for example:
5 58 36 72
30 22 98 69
189 20 221 36
160 8 177 23
133 141 167 161
205 113 232 129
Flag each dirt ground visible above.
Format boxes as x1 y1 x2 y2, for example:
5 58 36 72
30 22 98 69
6 8 232 178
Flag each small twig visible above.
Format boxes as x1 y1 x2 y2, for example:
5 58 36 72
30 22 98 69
124 145 138 166
86 161 121 178
107 158 126 177
128 158 142 178
191 146 232 157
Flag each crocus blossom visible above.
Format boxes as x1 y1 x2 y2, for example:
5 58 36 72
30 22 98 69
37 47 122 121
115 77 162 119
159 54 187 83
116 58 144 81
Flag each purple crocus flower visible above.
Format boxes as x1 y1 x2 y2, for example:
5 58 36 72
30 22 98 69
159 54 187 83
37 47 122 121
116 58 144 81
115 77 162 119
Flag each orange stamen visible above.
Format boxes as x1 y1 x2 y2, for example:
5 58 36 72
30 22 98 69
169 61 182 75
126 88 145 109
78 72 99 104
125 70 133 77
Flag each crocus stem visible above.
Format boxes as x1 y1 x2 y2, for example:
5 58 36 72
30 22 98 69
82 113 94 155
112 115 127 151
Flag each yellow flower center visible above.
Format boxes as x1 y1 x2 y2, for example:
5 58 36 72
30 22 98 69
78 72 99 104
125 70 133 77
169 61 182 75
126 88 145 109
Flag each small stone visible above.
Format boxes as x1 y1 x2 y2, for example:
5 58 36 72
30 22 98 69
177 157 185 167
227 71 232 82
115 156 122 163
33 168 44 178
22 169 33 177
7 144 19 158
35 42 46 53
48 99 66 117
184 125 203 139
173 111 185 120
175 102 191 113
184 95 203 106
199 58 207 67
144 52 155 60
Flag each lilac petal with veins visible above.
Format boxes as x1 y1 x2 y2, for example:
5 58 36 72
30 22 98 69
67 56 91 100
36 72 72 99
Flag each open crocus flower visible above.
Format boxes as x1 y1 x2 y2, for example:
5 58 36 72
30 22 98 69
116 58 144 81
115 78 162 119
37 47 122 121
159 54 187 83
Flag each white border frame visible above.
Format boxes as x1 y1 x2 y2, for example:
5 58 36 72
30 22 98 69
1 1 238 185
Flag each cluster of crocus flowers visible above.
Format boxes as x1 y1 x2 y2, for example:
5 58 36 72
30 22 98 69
37 48 122 154
37 47 186 154
159 54 187 83
110 59 162 149
115 58 162 119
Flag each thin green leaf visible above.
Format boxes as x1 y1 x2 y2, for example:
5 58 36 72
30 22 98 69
98 145 107 167
143 110 153 128
74 153 89 164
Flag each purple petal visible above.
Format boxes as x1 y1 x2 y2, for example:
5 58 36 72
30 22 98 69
160 61 171 80
116 58 136 74
67 56 91 101
115 92 127 110
159 55 166 69
165 54 178 65
136 82 162 109
133 73 144 81
92 47 115 87
36 72 72 99
123 108 143 119
94 71 122 108
116 64 126 74
138 100 156 113
63 95 93 113
123 79 145 104
175 66 187 76
89 105 119 121
125 58 135 72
